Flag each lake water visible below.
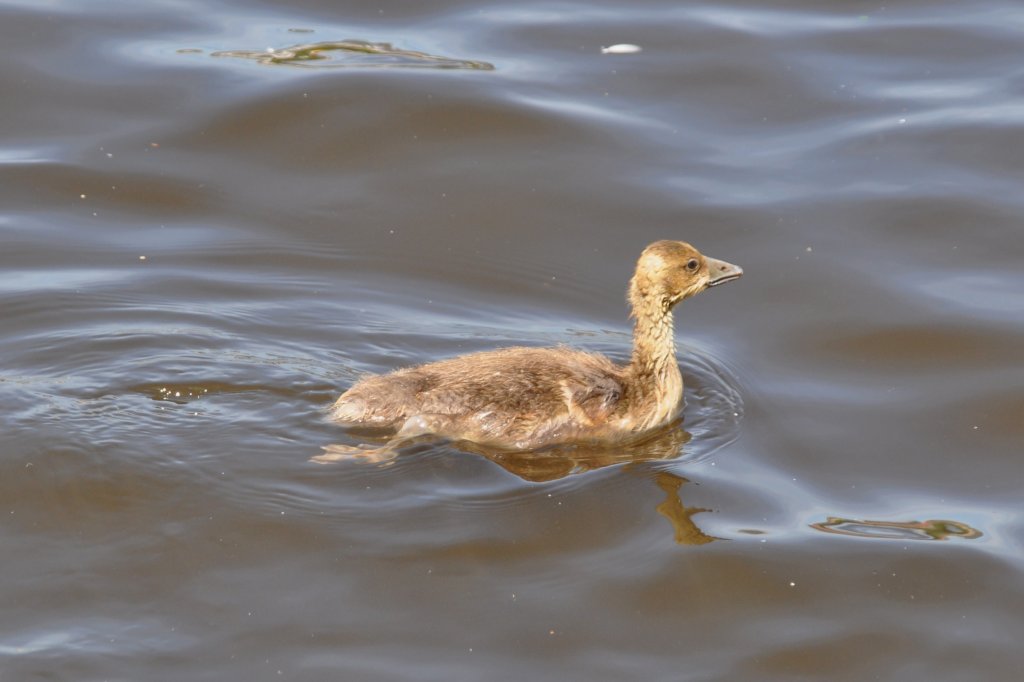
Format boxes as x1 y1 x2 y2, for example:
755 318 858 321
2 0 1022 679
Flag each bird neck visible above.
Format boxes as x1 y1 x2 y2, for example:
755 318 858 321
627 297 683 428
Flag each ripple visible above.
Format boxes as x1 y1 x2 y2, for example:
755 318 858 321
679 344 745 461
917 272 1024 318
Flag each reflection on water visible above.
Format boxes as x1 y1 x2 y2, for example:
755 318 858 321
473 423 693 482
211 40 494 70
655 472 720 546
320 420 692 482
810 516 983 542
320 428 722 546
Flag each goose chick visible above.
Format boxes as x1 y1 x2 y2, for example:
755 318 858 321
327 240 742 453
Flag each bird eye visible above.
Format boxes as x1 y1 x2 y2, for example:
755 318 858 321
686 258 699 272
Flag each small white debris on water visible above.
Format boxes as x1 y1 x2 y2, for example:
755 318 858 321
789 581 796 587
601 44 642 55
139 255 147 260
898 118 907 124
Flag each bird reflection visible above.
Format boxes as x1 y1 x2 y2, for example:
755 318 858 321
458 421 692 482
319 421 719 546
654 472 720 545
320 420 692 481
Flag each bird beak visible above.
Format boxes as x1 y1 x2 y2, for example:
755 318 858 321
705 257 743 287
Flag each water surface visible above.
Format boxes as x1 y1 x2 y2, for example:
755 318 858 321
2 0 1022 679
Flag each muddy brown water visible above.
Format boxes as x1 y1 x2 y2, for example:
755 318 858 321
2 0 1022 680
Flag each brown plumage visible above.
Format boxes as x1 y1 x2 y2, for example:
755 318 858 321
326 240 742 453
